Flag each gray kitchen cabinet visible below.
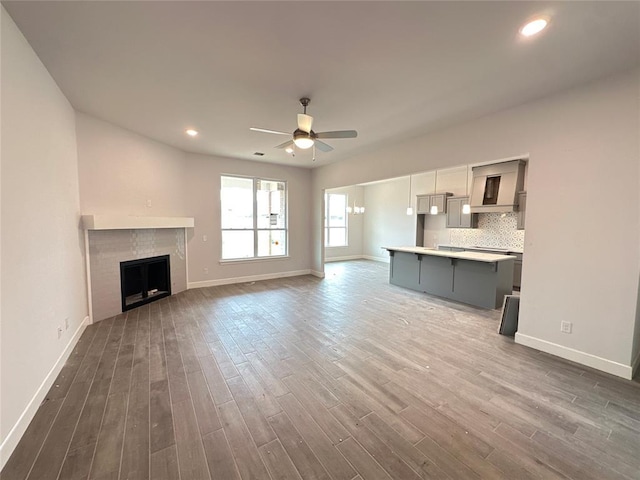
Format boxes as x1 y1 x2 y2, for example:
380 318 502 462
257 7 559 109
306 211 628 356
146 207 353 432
416 195 431 214
430 194 446 214
416 193 453 214
419 255 454 298
511 252 523 290
517 191 527 230
388 250 420 290
386 247 514 309
446 196 477 228
430 193 452 214
465 247 523 291
451 259 513 309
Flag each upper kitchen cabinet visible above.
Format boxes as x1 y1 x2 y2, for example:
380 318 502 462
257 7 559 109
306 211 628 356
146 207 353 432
416 193 453 214
416 195 430 214
431 193 451 214
517 191 527 230
470 159 526 213
446 196 478 228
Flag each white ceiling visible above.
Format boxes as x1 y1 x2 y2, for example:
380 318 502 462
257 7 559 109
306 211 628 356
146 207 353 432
3 1 639 168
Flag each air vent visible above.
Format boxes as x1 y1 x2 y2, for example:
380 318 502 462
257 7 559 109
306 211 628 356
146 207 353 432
253 152 265 156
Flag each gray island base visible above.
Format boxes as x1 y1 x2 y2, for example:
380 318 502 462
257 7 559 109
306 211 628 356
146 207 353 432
385 246 515 309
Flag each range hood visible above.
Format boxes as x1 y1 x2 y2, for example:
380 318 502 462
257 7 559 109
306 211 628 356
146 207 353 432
469 159 526 213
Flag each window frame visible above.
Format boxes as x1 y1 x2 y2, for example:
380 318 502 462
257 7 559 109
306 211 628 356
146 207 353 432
220 174 288 262
324 192 349 248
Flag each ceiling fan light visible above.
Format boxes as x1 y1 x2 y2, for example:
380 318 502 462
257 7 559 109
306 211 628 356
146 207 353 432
520 17 548 37
294 137 314 149
293 130 314 149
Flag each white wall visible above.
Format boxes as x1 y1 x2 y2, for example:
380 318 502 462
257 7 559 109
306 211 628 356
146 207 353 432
77 113 189 216
362 177 415 261
76 114 314 287
312 69 640 378
1 7 88 464
184 153 312 285
359 165 487 256
325 185 364 261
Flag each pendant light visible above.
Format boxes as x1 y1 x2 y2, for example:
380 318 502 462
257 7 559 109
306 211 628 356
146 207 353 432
406 175 413 215
351 200 364 215
430 170 438 215
347 195 364 215
462 166 471 214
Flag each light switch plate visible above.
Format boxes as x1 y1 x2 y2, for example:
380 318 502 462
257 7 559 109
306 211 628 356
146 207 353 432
560 321 572 334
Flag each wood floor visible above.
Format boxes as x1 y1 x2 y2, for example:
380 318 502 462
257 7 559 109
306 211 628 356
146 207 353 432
3 260 640 480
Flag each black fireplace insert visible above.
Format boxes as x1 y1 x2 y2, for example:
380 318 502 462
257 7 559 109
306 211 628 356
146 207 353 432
120 254 171 312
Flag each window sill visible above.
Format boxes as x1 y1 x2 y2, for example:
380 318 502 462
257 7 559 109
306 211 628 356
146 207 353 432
325 245 349 249
219 255 290 265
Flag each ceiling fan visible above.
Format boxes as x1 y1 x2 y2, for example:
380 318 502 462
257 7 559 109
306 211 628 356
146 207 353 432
250 98 357 155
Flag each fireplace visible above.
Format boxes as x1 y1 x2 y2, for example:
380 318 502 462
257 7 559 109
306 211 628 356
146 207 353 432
83 217 192 322
120 254 171 311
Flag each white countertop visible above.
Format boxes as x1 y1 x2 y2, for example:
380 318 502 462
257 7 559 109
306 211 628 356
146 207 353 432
384 246 516 263
439 243 524 254
437 244 524 254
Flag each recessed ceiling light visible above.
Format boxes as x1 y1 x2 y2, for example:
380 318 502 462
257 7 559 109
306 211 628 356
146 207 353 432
520 17 549 37
185 129 198 137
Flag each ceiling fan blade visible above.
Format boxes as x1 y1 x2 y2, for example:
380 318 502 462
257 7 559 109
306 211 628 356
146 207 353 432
274 139 294 149
314 140 334 152
315 130 358 139
297 114 313 133
250 127 290 135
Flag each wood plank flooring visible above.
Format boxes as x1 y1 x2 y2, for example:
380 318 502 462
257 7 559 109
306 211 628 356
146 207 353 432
3 260 640 480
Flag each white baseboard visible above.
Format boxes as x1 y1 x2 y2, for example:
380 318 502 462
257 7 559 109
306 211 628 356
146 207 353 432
188 269 312 289
0 315 90 470
363 255 390 263
310 270 325 279
515 332 634 380
324 255 364 263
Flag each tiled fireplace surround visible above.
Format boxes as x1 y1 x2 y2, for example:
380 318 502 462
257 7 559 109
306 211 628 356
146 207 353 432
87 228 187 322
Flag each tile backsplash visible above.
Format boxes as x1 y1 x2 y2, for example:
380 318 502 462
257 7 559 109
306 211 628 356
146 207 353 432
449 212 524 251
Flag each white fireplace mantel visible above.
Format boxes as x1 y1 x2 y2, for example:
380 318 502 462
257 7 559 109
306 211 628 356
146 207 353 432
81 215 195 231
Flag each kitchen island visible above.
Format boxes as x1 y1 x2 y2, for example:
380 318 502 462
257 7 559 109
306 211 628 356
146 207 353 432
385 246 515 309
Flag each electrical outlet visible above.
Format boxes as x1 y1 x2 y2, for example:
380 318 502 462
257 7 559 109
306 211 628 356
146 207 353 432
560 321 572 334
146 199 152 208
203 234 207 242
203 267 209 274
64 318 69 330
57 326 63 339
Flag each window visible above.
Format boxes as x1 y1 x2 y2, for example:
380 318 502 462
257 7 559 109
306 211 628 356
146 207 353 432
221 175 287 260
324 193 348 247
